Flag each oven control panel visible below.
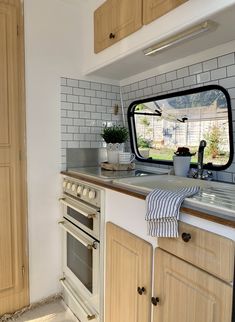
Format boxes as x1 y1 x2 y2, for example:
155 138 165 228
62 178 101 207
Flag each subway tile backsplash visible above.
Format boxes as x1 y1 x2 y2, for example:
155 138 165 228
61 51 235 183
61 78 121 169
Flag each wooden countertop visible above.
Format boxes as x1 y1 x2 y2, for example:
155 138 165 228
61 170 235 229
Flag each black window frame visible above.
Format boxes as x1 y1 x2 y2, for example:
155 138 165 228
127 85 234 171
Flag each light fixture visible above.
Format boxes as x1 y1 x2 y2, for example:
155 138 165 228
143 20 218 56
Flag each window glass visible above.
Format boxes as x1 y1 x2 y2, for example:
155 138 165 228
128 85 233 170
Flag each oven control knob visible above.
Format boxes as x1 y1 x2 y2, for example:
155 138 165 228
66 182 71 190
71 184 77 192
63 180 67 188
77 185 83 194
88 190 96 200
82 188 88 196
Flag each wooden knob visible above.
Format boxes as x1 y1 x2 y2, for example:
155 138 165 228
151 297 160 306
137 286 146 295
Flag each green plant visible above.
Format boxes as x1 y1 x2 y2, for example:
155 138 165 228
204 124 223 158
137 136 151 148
101 125 129 143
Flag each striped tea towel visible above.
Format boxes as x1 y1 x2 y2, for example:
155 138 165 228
145 186 200 237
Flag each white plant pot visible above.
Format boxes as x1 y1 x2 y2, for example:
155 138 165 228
107 143 124 164
173 156 191 177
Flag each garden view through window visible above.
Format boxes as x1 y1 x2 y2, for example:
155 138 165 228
128 85 233 169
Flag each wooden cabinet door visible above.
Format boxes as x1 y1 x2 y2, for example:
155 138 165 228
94 0 142 53
105 223 152 322
153 249 233 322
0 0 28 316
143 0 188 25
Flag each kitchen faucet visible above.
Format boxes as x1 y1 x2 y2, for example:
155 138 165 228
193 140 213 180
197 140 207 179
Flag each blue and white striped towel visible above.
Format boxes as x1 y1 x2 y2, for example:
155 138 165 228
145 186 200 237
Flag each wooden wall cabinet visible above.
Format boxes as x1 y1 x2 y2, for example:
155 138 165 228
94 0 142 53
143 0 188 25
105 223 152 322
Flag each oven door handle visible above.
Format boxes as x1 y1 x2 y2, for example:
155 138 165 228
59 221 98 250
59 197 97 219
60 278 96 320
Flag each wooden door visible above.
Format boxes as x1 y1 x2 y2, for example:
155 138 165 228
94 0 142 53
143 0 188 25
0 0 28 316
152 249 233 322
105 223 152 322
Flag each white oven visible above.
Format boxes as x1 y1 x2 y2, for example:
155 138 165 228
59 177 103 322
59 195 100 239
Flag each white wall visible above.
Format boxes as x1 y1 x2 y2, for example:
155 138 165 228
24 0 86 303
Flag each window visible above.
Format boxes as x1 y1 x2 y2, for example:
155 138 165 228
128 85 233 170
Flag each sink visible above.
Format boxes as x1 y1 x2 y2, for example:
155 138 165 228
113 175 235 219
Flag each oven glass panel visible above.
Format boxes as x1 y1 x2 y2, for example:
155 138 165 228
67 207 93 230
67 233 93 293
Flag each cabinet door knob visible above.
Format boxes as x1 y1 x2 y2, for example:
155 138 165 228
151 297 160 306
109 32 115 39
137 286 146 295
182 232 192 242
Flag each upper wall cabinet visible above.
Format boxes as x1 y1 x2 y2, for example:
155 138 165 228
94 0 142 53
143 0 188 25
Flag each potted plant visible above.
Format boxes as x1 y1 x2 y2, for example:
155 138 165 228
173 147 195 177
137 136 151 158
101 125 129 163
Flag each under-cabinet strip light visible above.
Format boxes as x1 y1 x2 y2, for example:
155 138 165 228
143 20 218 56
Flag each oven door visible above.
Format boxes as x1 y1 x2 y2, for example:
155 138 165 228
59 195 100 239
59 219 100 309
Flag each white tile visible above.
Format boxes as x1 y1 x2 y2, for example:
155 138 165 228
107 92 117 100
73 119 85 126
139 79 147 89
79 80 90 89
162 81 172 91
80 111 91 119
67 111 79 118
74 133 85 140
84 104 96 112
68 141 80 148
91 82 101 90
219 76 235 89
61 86 72 94
177 67 189 78
79 96 91 104
147 77 156 86
203 58 217 71
130 82 139 91
172 79 183 89
196 72 210 83
91 112 102 120
152 84 162 94
189 63 203 75
218 53 235 67
80 127 91 133
211 67 226 80
101 83 112 92
227 65 235 77
67 126 79 133
80 141 91 148
61 102 72 110
184 75 196 86
73 103 84 111
67 95 79 103
85 89 96 97
156 74 166 84
61 118 73 126
61 77 67 86
166 70 177 81
73 88 85 96
67 79 79 87
101 98 112 106
143 87 153 96
61 133 73 141
96 90 107 98
112 85 120 93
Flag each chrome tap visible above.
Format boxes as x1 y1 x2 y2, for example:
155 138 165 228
197 140 207 179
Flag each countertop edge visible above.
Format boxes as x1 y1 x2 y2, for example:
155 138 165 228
61 171 235 229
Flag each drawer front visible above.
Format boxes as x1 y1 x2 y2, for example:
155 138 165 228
158 222 234 282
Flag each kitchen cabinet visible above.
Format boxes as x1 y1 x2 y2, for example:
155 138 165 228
105 222 152 322
143 0 188 25
94 0 142 53
153 248 233 322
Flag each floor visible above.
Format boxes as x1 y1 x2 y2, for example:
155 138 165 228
10 300 79 322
